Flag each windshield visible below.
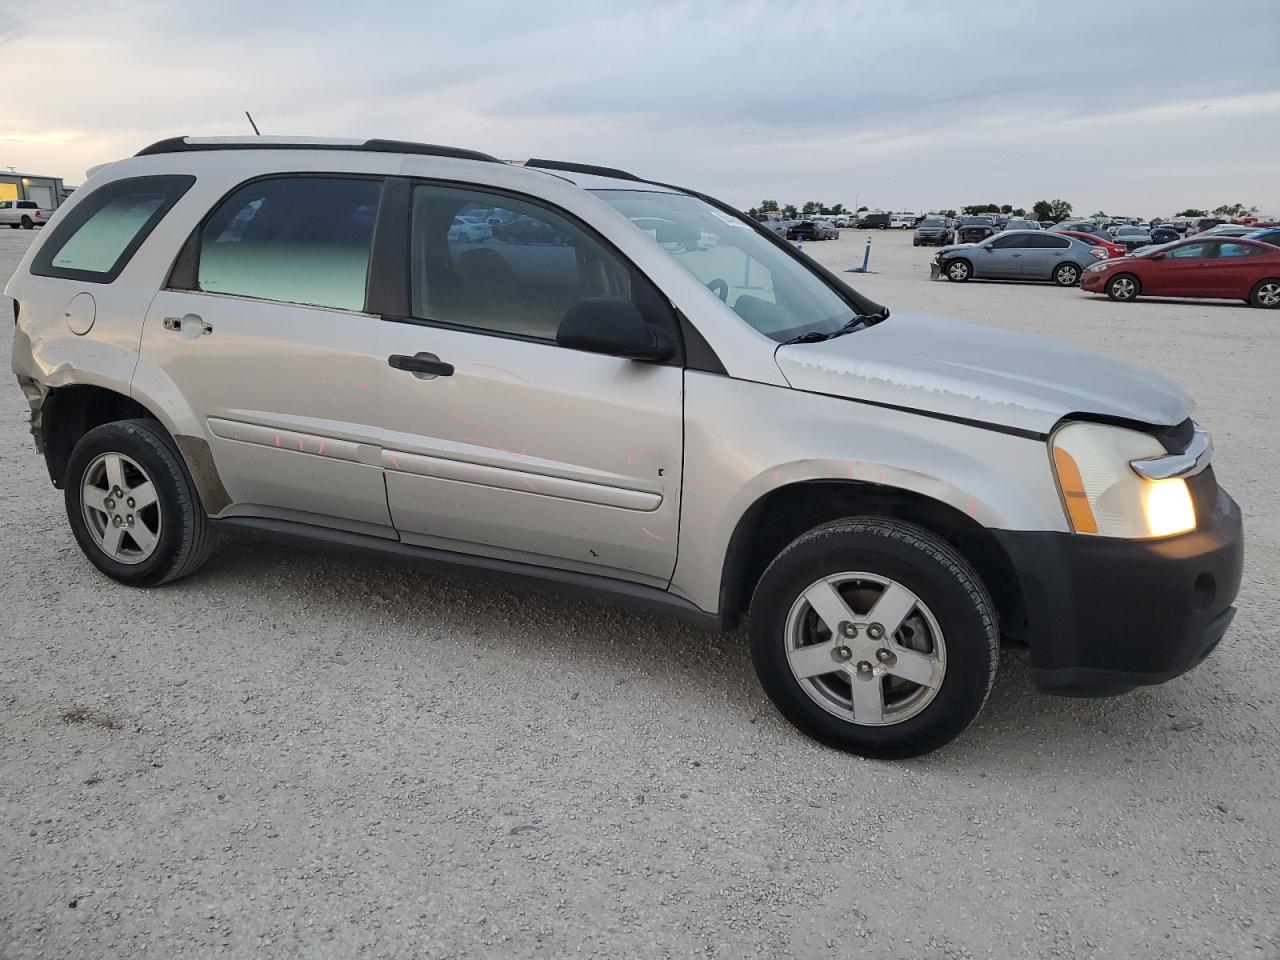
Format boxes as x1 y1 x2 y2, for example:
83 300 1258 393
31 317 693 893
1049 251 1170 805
595 189 864 342
920 218 946 227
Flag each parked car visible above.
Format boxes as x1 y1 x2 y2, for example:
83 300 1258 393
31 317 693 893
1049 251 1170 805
952 216 997 244
752 214 790 238
1245 227 1280 248
1192 217 1227 234
448 215 492 243
6 134 1243 759
890 213 917 229
1051 220 1109 238
1195 224 1262 240
1057 230 1127 259
1002 218 1040 232
1148 225 1181 246
932 230 1102 286
913 216 951 247
1038 221 1055 229
1111 225 1153 252
492 214 565 244
1082 237 1280 308
0 199 53 229
787 219 837 241
856 212 892 229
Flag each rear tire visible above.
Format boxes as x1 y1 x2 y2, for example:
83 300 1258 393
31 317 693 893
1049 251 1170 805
1053 262 1082 286
748 518 998 759
20 216 33 229
64 419 213 587
1249 278 1280 309
1106 273 1140 302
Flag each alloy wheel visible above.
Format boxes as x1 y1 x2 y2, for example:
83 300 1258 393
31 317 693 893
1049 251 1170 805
1256 282 1280 307
80 452 162 564
1111 277 1136 300
784 572 946 726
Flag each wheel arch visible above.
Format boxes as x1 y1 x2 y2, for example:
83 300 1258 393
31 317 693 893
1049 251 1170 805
717 479 1028 643
36 384 230 513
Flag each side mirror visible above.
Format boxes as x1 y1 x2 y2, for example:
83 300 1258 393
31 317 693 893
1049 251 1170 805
556 298 676 362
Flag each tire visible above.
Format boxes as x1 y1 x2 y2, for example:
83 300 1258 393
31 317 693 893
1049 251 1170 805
1053 262 1082 286
945 258 972 282
1106 273 1140 302
1249 278 1280 309
21 216 33 229
64 419 213 587
748 517 998 759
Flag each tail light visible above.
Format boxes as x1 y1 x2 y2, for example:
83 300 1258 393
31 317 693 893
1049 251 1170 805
1090 247 1106 259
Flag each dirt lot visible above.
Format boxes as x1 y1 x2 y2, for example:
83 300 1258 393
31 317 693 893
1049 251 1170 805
1 225 1276 959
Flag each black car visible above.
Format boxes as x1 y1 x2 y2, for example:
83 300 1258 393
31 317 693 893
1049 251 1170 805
1148 225 1180 245
786 219 829 241
913 216 951 246
856 212 892 229
953 216 997 244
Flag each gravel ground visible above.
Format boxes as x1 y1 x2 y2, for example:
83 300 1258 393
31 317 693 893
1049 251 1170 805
1 226 1276 959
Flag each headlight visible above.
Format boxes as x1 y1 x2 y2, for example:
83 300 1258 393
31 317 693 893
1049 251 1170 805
1050 422 1196 538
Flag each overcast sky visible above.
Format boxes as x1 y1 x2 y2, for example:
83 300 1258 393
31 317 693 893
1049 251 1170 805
3 0 1277 215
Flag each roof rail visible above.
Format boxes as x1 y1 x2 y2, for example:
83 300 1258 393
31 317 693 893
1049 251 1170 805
524 158 643 182
134 136 500 163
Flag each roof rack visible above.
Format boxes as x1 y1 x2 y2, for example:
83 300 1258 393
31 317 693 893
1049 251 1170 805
134 136 500 163
524 158 643 182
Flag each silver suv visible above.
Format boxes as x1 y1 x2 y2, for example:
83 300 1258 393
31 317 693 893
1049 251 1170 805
7 136 1244 757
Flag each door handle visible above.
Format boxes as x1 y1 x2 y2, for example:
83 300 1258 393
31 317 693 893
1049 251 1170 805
389 353 454 379
162 313 212 338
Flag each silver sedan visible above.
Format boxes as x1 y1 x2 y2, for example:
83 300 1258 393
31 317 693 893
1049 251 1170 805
931 230 1103 286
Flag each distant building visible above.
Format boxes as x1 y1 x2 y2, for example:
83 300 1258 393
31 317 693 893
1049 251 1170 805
0 171 69 209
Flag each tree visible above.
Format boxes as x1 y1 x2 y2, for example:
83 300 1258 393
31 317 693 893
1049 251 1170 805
856 205 868 213
782 204 798 219
1175 208 1206 218
1011 207 1026 217
801 201 821 216
939 209 957 219
826 203 846 215
1032 199 1072 221
1000 204 1013 214
758 200 779 213
1212 202 1258 218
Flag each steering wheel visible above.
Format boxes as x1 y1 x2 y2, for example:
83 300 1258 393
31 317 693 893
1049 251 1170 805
706 278 729 302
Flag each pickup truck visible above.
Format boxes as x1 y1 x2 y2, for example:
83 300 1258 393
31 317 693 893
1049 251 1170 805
0 200 52 229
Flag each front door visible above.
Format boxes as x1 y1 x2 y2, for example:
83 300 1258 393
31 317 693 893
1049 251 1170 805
976 234 1027 279
1146 241 1216 297
378 181 683 584
141 175 392 531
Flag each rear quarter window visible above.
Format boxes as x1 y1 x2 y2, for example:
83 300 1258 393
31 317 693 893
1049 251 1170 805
30 175 194 283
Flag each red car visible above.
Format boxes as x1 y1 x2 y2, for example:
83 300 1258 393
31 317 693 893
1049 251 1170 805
1080 237 1280 308
1057 229 1126 259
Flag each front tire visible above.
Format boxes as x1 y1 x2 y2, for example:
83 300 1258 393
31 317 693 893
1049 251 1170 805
748 518 998 759
1053 262 1081 286
65 419 213 586
1249 278 1280 309
1106 273 1140 302
945 258 972 282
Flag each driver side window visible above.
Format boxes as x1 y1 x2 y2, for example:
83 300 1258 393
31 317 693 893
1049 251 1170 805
988 234 1028 250
1167 242 1213 260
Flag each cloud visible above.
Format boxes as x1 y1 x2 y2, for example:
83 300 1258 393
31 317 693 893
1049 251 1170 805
0 0 1277 214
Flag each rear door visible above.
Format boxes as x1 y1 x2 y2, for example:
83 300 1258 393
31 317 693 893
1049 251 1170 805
141 174 393 532
376 179 684 584
1212 242 1269 298
1022 233 1074 279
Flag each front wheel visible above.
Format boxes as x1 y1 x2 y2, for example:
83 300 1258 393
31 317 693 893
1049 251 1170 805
1053 262 1081 286
1106 273 1140 302
945 259 972 282
65 419 213 586
748 518 998 759
1249 278 1280 309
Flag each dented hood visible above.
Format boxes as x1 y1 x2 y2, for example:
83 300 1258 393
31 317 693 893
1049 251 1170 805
774 311 1192 435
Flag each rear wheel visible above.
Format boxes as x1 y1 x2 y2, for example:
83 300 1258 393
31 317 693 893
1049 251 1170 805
748 518 998 759
1106 273 1140 302
1249 278 1280 309
946 259 972 282
1053 262 1081 286
65 419 213 586
20 216 34 229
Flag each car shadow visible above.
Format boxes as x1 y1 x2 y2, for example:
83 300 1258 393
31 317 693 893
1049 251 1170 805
193 537 1190 765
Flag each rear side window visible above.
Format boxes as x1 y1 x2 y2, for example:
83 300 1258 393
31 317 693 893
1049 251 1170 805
31 175 194 283
1027 235 1069 249
197 177 382 312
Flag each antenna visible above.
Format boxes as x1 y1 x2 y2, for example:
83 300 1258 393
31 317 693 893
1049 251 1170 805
245 111 261 135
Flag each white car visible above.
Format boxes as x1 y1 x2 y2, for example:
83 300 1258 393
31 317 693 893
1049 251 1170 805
448 215 492 243
0 200 53 229
890 213 916 229
5 134 1243 758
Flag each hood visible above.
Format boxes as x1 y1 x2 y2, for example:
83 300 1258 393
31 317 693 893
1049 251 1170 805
774 310 1192 435
937 242 977 256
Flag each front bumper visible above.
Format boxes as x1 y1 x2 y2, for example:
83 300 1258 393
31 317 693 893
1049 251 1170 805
994 486 1243 696
1080 269 1108 292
